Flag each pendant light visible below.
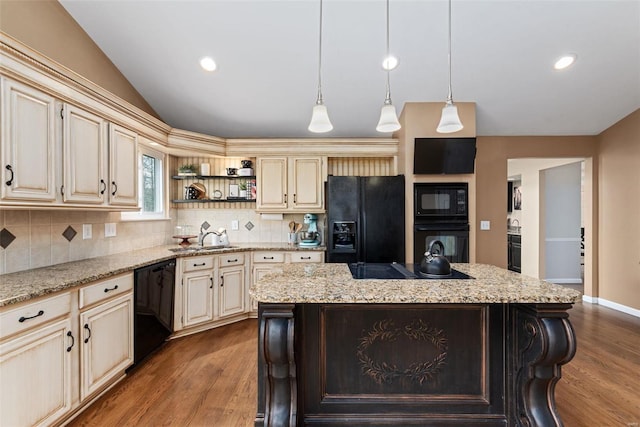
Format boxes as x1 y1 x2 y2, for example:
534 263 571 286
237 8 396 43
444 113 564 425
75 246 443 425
436 0 463 133
308 0 333 133
376 0 401 133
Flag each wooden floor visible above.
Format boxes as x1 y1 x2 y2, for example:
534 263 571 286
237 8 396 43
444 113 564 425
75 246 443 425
68 301 640 427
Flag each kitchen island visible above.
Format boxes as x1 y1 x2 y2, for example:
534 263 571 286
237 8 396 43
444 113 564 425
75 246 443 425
250 263 580 427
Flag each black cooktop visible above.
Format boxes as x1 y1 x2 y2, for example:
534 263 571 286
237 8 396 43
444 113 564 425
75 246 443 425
348 262 473 280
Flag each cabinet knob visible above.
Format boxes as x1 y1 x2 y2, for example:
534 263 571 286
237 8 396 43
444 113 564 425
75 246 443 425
111 181 118 196
83 324 92 343
66 331 75 352
18 310 44 323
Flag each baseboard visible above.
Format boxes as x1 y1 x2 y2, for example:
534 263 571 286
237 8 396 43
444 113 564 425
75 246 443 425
582 296 640 318
547 278 583 284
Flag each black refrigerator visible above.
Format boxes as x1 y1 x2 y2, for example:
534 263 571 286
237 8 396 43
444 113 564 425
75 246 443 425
326 175 405 263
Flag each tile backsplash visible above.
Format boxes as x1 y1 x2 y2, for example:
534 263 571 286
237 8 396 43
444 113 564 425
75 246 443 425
0 208 326 275
0 210 172 275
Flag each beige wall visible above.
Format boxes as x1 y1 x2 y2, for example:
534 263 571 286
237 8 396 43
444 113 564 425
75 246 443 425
396 102 477 263
0 0 159 118
597 109 640 310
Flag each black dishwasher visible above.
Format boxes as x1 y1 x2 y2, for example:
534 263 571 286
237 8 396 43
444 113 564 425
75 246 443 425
133 259 176 365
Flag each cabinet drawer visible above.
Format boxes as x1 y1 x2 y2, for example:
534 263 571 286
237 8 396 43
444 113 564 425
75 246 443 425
79 273 133 309
182 256 215 272
289 251 324 263
0 292 72 338
219 252 245 267
253 252 285 263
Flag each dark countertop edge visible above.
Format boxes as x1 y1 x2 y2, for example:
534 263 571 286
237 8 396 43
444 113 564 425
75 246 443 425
0 244 326 308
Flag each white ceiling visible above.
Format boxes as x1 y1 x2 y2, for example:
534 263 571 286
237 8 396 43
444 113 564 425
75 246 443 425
59 0 640 139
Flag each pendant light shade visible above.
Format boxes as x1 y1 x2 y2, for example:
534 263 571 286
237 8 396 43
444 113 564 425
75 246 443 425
376 102 401 132
437 0 463 134
309 103 333 133
377 0 401 133
437 102 463 133
308 0 332 133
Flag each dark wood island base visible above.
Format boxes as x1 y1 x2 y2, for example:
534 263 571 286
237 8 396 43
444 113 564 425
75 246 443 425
255 302 576 427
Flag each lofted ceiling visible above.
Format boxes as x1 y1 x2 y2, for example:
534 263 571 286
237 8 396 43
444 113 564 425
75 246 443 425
59 0 640 139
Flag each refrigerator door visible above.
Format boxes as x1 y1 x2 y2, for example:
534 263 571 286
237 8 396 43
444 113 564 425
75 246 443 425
327 176 359 263
362 176 405 263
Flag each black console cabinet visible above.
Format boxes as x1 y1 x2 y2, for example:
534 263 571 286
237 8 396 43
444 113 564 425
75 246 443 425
508 234 521 273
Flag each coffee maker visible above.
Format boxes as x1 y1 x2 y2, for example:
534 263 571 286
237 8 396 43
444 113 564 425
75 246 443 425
299 213 320 247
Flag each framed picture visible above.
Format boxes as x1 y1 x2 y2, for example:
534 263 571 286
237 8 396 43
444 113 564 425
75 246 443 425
229 184 239 198
513 186 522 210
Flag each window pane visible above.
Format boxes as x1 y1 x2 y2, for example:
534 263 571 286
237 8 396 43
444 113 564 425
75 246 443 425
142 154 156 212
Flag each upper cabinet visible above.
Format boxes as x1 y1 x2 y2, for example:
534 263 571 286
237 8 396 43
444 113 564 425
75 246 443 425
256 156 326 213
107 124 138 206
0 77 139 210
1 78 57 203
62 104 107 204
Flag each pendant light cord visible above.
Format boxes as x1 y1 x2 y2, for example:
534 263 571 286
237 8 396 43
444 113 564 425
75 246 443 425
446 0 453 104
316 0 324 104
384 0 392 104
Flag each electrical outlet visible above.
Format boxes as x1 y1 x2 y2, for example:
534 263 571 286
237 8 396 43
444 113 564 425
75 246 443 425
105 223 117 237
82 224 92 240
231 220 239 231
480 220 491 231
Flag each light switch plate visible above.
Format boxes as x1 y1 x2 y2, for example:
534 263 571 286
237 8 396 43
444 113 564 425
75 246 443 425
82 224 92 240
480 220 491 231
231 220 239 231
105 223 117 237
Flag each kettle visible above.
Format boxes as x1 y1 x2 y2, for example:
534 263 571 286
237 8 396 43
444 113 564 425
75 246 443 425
419 240 452 277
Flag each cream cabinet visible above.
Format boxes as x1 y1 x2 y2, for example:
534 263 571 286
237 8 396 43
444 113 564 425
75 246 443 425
179 256 215 329
108 123 138 206
0 293 74 427
78 274 134 401
0 77 57 203
256 156 326 212
218 253 246 318
62 104 108 204
0 77 139 210
79 293 133 400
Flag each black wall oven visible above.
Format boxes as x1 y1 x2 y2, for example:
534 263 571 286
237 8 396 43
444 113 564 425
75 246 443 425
414 222 469 263
414 183 469 263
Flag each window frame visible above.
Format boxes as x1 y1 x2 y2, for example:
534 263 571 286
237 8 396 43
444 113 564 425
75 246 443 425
121 143 169 221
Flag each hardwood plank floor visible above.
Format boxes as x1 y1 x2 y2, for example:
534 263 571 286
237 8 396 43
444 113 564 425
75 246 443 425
68 301 640 427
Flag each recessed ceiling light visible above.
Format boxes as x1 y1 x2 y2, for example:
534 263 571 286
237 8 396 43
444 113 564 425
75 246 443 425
554 54 577 70
382 55 399 71
200 57 217 72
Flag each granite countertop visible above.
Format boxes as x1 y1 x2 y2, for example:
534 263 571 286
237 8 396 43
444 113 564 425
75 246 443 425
249 263 581 304
0 243 325 307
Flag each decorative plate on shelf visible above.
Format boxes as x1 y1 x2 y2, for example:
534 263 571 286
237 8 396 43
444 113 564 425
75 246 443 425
213 189 222 199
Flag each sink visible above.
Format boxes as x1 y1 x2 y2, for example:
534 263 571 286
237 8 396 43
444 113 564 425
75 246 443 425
168 245 237 253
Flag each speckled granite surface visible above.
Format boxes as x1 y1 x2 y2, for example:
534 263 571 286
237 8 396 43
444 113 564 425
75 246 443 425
0 243 325 307
249 263 581 304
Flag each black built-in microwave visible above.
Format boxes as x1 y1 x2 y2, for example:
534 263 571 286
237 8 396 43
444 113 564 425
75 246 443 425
414 183 468 222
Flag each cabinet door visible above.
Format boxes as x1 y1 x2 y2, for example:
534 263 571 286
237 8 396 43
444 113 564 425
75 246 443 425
256 157 288 210
219 265 245 318
0 78 57 202
108 123 138 206
62 104 107 204
80 293 133 400
0 318 73 427
290 157 324 211
182 271 214 327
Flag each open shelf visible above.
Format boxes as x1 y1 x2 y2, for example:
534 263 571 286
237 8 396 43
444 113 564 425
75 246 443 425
172 175 256 180
171 199 256 203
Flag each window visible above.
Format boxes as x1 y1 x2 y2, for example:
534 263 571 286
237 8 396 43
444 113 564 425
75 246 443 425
121 144 167 220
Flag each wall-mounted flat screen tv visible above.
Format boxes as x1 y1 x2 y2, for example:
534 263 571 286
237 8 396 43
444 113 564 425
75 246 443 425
414 138 477 174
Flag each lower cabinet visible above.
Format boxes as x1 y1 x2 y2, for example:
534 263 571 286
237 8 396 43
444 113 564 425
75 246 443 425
182 269 215 327
508 234 522 273
219 265 245 318
0 317 73 427
0 273 134 426
79 293 133 400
